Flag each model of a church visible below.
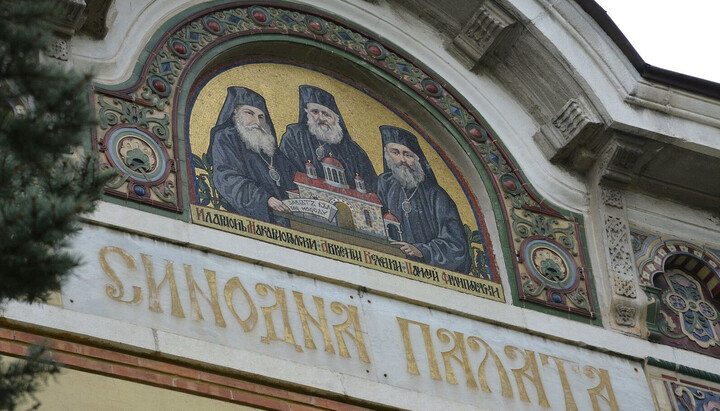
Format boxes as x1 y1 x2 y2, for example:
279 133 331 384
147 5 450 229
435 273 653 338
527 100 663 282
287 155 402 241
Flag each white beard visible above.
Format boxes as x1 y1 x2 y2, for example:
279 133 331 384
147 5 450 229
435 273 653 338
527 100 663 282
385 150 425 190
234 112 276 156
306 115 343 144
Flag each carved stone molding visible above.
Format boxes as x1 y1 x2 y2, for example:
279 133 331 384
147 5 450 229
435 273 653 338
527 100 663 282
44 0 113 62
46 37 69 61
597 188 647 335
612 275 636 298
614 304 636 327
551 97 603 148
49 0 87 36
598 137 644 186
451 0 519 69
536 96 608 173
601 187 623 209
78 0 113 39
42 0 88 61
605 215 635 281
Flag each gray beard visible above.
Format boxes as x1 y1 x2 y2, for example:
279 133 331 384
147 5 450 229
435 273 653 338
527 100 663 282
234 115 276 156
385 151 425 190
307 117 343 144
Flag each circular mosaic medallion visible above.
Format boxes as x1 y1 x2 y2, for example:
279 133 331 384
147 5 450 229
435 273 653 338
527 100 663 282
168 38 192 59
105 127 168 183
698 301 718 320
202 16 225 35
550 292 564 303
268 167 280 184
402 199 412 214
248 6 271 26
465 123 488 143
421 78 443 97
305 15 327 34
147 75 171 97
499 173 522 195
522 238 577 290
365 41 386 60
132 183 148 198
664 292 688 312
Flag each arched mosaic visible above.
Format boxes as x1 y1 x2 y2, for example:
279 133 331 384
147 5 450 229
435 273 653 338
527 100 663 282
633 230 720 296
632 228 720 356
91 1 597 317
652 267 720 355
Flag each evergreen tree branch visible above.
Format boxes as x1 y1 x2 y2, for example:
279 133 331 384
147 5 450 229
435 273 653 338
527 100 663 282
0 344 60 411
0 0 114 408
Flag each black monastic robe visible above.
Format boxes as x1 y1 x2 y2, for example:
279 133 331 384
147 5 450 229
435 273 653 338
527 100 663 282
377 173 471 273
211 122 296 225
279 123 378 192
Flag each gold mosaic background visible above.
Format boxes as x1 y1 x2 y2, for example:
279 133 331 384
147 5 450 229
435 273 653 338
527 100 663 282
188 63 478 232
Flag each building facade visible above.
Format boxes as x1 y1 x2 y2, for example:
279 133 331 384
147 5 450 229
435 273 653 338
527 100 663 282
5 0 720 409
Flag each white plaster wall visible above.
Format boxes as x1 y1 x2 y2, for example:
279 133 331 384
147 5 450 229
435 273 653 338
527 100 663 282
2 224 657 410
58 202 717 377
5 220 720 409
626 192 720 245
531 0 720 151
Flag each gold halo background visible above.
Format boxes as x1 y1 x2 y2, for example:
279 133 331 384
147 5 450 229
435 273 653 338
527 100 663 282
188 62 478 233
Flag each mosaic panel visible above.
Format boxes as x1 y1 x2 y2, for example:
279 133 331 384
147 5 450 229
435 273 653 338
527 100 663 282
90 2 596 314
646 362 720 411
93 92 179 210
631 227 720 357
631 228 720 296
186 63 499 300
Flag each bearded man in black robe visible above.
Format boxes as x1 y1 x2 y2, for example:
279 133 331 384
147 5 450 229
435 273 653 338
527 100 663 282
279 85 377 192
376 126 471 273
207 87 295 225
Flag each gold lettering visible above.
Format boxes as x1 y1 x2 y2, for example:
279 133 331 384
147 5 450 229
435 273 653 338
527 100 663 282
330 302 370 363
224 277 257 332
436 329 477 389
99 247 142 304
396 317 441 380
185 265 226 327
141 254 184 318
584 366 619 411
256 283 302 352
504 346 550 407
293 292 335 354
467 336 513 398
540 354 579 411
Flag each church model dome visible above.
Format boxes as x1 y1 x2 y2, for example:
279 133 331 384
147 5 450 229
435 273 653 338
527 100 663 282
321 154 348 188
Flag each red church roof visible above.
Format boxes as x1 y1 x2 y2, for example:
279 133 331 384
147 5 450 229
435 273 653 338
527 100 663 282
321 156 344 168
293 172 382 205
383 212 399 222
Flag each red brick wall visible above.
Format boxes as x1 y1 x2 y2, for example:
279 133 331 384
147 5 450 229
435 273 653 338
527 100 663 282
0 326 375 411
